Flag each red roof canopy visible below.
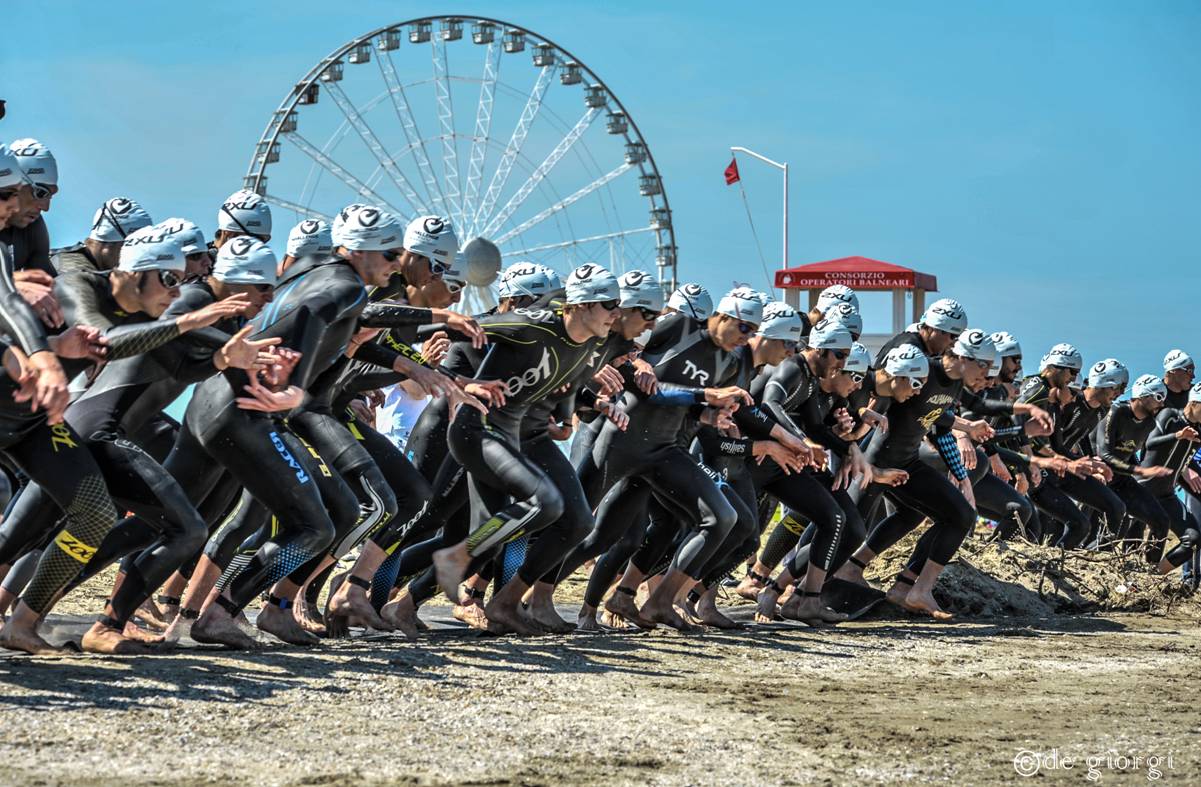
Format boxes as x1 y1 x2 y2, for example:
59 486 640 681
775 256 937 292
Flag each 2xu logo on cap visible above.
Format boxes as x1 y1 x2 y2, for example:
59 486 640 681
126 224 183 245
507 263 539 278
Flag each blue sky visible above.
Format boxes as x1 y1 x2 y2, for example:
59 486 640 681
5 1 1199 378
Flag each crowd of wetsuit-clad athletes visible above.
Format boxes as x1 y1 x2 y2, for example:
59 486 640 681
0 136 1195 656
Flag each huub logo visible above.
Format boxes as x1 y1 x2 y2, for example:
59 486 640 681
1093 362 1107 374
300 219 321 234
423 217 445 235
357 208 381 227
683 283 703 296
230 236 256 256
109 198 133 215
623 271 647 287
572 263 600 280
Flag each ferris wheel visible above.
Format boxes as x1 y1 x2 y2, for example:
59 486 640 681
242 15 677 313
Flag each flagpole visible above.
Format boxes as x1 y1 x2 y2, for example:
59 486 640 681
730 146 787 297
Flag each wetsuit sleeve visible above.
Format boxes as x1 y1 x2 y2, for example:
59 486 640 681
0 243 52 355
1096 407 1137 475
961 388 1013 416
54 273 185 360
696 427 752 457
1145 409 1183 450
733 403 780 440
760 362 806 436
996 445 1031 471
1016 376 1053 453
357 302 435 329
933 431 969 480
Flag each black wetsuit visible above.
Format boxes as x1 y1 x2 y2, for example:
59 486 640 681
1094 401 1171 560
1019 374 1126 549
856 353 976 572
0 246 118 616
0 217 53 274
1138 408 1201 568
557 312 773 584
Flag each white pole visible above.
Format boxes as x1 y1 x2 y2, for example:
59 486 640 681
782 161 789 271
730 146 788 298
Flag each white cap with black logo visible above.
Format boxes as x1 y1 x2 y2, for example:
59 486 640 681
1088 359 1127 389
89 197 153 243
807 317 854 351
667 283 713 320
823 302 862 337
286 218 333 259
0 144 22 189
119 222 187 273
8 138 58 186
157 217 206 255
403 215 459 268
214 237 278 286
217 189 272 236
757 302 804 342
1131 374 1167 401
1041 343 1083 371
990 331 1021 359
952 328 996 363
884 344 930 378
715 287 765 326
844 342 873 374
921 298 968 334
498 261 561 299
816 284 859 313
565 263 620 304
334 205 404 251
1164 349 1194 373
617 269 664 311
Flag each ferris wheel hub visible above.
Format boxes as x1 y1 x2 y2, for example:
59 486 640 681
459 236 502 287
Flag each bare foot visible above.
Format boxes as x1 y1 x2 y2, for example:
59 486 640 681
162 614 194 644
483 598 539 636
734 574 764 601
191 609 261 649
575 606 603 633
432 544 471 603
122 622 166 645
885 581 912 608
326 578 392 635
256 603 320 646
603 590 656 631
695 591 742 629
294 601 328 637
599 609 632 630
133 598 169 632
641 600 703 634
833 562 867 587
789 594 849 627
901 590 953 621
452 602 489 631
525 594 576 634
81 622 151 655
381 592 420 640
0 621 64 655
755 585 782 623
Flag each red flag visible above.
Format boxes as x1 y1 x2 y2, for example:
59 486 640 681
724 157 740 185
